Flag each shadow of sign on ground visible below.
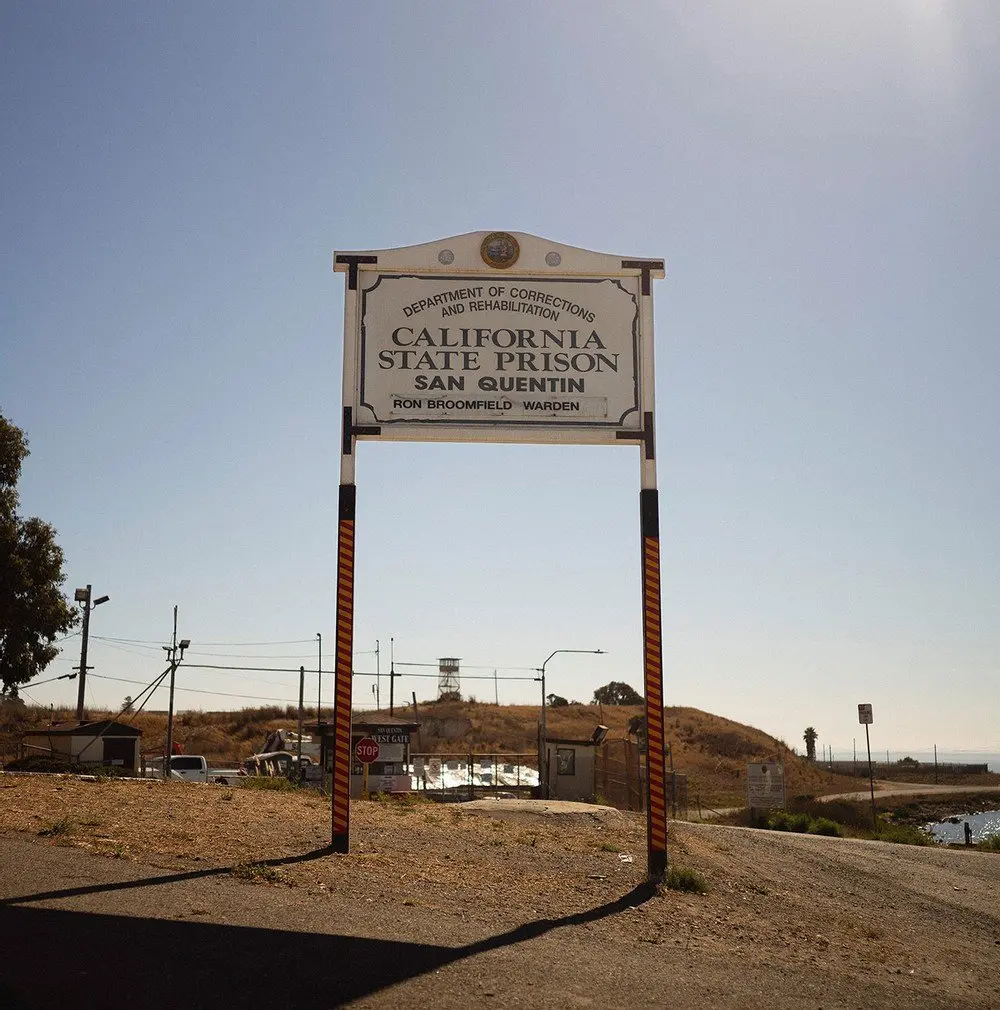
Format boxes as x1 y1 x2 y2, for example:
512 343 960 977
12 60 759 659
0 877 656 1010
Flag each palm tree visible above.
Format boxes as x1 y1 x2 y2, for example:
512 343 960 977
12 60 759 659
803 726 818 762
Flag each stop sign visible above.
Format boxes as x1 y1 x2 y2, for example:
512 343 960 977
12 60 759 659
355 737 380 763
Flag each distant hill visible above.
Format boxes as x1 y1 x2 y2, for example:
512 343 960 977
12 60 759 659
4 698 865 805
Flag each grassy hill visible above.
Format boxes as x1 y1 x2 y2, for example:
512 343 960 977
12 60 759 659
2 697 877 805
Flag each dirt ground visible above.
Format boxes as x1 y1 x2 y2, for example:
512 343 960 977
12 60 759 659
2 774 999 1008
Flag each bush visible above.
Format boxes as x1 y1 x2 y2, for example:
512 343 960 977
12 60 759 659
240 775 299 792
665 866 709 894
38 817 74 837
767 810 811 833
875 821 932 846
809 817 842 837
977 834 1000 852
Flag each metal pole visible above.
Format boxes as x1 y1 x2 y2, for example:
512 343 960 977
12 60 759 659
297 665 304 770
317 633 322 724
934 743 938 783
389 637 395 715
865 723 877 831
75 586 92 723
540 660 547 798
375 639 380 709
164 606 178 778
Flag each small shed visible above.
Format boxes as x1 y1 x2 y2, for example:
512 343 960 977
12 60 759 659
543 725 609 802
21 720 142 773
314 717 419 796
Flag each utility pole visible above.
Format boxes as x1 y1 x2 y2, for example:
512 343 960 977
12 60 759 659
316 633 322 725
162 606 190 779
375 639 380 709
74 585 109 724
389 637 395 715
297 665 305 770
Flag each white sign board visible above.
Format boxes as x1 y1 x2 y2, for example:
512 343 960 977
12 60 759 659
747 762 785 809
336 232 663 447
858 703 873 725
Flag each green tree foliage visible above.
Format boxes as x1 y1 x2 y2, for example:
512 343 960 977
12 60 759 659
592 681 643 705
803 726 818 761
0 414 78 696
546 693 569 708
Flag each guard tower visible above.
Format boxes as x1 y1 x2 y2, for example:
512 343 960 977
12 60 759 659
438 657 460 701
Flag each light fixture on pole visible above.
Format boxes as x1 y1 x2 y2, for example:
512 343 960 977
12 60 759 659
74 585 110 724
536 648 604 798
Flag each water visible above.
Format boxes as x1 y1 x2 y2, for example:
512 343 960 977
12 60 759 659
925 808 1000 845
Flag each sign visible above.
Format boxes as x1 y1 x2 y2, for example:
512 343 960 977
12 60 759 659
858 703 873 725
747 762 785 809
355 737 380 764
331 231 670 883
336 232 662 447
358 273 640 430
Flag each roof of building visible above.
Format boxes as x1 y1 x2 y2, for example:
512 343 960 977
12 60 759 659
22 720 142 738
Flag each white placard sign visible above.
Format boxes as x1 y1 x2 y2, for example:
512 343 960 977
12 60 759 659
336 232 662 446
858 703 873 725
747 762 786 809
361 273 639 426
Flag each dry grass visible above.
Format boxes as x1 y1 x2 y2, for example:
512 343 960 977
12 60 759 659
5 700 986 807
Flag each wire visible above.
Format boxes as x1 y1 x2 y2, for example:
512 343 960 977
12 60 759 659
89 674 302 705
22 673 77 688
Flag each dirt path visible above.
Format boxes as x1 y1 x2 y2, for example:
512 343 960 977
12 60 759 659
821 781 1000 803
2 775 999 1008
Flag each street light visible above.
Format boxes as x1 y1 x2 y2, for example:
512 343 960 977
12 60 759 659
536 648 604 798
74 585 110 724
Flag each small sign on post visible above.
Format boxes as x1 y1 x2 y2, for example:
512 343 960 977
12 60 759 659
857 703 877 829
355 737 380 763
747 762 785 817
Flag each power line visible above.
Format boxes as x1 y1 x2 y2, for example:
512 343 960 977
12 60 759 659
90 673 303 705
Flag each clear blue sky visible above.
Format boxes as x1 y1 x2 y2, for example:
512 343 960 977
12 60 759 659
2 2 997 756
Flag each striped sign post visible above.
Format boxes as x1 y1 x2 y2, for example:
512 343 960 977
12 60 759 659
641 489 667 879
333 233 667 880
330 483 356 852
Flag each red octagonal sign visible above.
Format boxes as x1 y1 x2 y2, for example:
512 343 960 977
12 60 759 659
355 737 380 763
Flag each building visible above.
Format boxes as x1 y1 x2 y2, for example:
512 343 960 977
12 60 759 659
20 721 142 774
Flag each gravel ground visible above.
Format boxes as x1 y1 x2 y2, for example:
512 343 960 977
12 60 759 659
2 774 999 1008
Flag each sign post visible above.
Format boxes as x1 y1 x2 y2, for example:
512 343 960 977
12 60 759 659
332 232 667 880
746 761 785 822
355 736 379 799
858 703 877 830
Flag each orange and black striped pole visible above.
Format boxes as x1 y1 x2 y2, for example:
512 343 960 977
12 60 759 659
641 487 668 881
330 482 356 852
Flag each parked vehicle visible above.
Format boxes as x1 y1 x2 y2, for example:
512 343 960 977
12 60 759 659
243 751 312 779
168 755 210 782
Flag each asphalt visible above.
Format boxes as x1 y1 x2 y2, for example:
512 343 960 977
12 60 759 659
0 833 687 1010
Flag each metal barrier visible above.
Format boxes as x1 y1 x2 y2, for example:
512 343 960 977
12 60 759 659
411 753 539 801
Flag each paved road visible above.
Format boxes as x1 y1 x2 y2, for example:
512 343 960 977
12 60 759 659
0 833 707 1010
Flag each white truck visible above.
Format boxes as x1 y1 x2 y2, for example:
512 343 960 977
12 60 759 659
167 755 211 782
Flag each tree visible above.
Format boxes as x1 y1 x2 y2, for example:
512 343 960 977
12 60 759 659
546 693 569 708
803 726 818 762
592 681 643 706
0 414 78 696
